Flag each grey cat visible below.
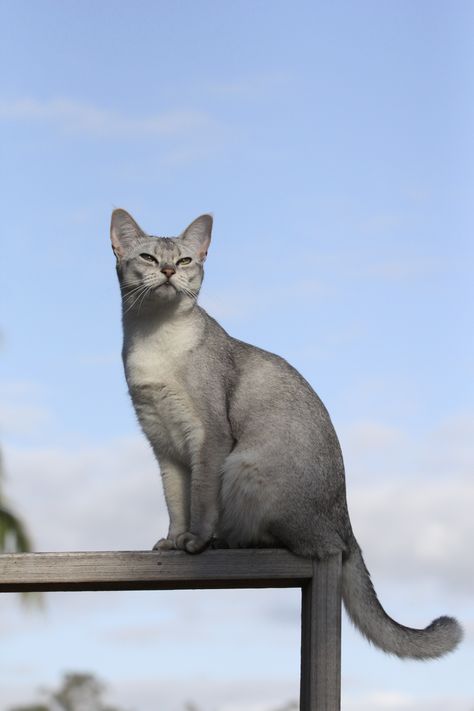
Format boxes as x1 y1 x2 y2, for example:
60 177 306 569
110 208 462 660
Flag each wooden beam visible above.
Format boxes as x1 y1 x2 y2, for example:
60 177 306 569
0 549 313 592
1 549 343 707
300 554 342 711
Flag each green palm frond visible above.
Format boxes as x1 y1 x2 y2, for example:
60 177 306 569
0 501 43 607
0 503 33 552
0 448 42 606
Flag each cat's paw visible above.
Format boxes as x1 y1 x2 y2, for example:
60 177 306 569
153 537 177 551
175 532 209 554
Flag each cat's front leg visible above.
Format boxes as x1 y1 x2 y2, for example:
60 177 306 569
153 459 190 551
175 450 227 554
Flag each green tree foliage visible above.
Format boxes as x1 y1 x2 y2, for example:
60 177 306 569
8 672 298 711
0 447 41 605
0 449 33 554
49 672 125 711
8 672 129 711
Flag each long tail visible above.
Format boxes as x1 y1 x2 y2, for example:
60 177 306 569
342 540 463 659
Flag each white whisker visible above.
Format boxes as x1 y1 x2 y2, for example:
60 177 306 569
137 285 154 315
122 284 151 315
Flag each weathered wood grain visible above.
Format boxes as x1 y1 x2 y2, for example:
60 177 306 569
0 549 313 592
300 554 342 711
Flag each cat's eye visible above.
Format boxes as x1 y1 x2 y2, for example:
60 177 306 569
177 257 192 266
140 253 158 264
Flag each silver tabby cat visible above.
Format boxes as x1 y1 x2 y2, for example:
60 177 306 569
111 208 462 660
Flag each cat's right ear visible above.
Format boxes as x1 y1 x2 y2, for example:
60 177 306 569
110 209 145 261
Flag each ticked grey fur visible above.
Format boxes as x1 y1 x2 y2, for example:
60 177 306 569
111 208 462 660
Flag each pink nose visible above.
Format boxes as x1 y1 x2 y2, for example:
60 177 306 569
161 267 175 279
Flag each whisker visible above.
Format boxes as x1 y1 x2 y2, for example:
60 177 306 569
121 278 147 288
122 274 156 287
122 285 151 315
121 277 157 302
137 285 154 315
122 284 147 299
172 275 198 301
178 283 198 300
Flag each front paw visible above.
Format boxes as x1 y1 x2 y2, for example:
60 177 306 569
153 537 177 551
175 532 209 554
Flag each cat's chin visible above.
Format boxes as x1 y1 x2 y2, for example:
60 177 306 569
155 282 178 300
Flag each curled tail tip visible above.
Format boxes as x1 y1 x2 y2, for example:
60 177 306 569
423 615 464 658
393 615 463 661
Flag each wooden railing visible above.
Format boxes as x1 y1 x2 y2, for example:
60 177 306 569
0 549 342 710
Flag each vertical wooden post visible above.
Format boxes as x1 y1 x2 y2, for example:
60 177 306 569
300 553 342 710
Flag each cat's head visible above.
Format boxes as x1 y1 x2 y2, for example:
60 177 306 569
110 209 212 313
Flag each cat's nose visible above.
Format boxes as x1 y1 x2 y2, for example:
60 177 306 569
161 267 176 279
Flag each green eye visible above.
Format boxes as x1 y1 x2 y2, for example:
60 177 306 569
177 257 192 265
140 253 157 263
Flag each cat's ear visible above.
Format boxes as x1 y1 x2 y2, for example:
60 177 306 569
181 214 213 261
110 209 145 260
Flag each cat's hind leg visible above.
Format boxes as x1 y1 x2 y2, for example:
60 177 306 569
268 509 348 560
219 449 281 548
220 448 348 557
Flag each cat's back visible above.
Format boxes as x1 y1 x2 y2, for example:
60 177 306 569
227 336 338 450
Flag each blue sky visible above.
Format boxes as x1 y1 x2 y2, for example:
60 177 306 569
1 1 473 710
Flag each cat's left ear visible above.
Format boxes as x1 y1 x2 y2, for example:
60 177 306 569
110 209 145 260
181 214 213 261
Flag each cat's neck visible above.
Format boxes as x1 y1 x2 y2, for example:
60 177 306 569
122 297 204 342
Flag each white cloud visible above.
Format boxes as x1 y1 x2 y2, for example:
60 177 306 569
0 380 52 437
359 213 403 234
342 414 474 597
343 691 473 711
206 72 291 98
3 436 167 551
363 257 443 280
200 278 329 325
200 290 268 322
0 97 220 140
0 380 45 398
301 247 451 284
0 403 52 436
349 474 474 596
343 419 407 454
108 677 299 711
76 352 118 367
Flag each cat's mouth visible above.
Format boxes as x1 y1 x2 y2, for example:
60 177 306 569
155 280 179 298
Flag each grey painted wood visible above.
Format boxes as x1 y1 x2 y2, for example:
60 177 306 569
0 549 313 592
300 554 342 711
1 549 343 707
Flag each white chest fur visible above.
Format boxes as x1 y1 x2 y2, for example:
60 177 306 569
124 316 204 463
125 317 199 383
